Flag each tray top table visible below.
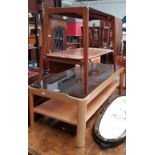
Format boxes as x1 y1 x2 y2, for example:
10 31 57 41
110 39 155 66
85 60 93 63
46 48 113 64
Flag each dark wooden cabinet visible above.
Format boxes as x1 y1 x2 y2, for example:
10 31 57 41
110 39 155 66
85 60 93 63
45 18 70 73
28 0 40 13
100 20 112 48
87 19 123 65
89 27 101 48
47 19 67 52
28 0 64 70
81 20 112 49
28 0 61 12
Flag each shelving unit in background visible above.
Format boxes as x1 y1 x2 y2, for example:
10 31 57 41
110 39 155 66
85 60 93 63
28 12 41 68
28 0 63 84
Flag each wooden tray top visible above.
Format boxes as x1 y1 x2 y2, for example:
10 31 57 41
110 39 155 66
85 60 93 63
46 48 113 60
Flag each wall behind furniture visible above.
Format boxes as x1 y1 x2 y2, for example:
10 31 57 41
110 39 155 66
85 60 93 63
62 0 126 27
73 0 126 19
62 0 77 5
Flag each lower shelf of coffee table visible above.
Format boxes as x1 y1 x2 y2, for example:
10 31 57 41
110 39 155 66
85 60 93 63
34 81 119 125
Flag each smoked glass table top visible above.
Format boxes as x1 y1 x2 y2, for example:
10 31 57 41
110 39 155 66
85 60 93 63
30 64 120 98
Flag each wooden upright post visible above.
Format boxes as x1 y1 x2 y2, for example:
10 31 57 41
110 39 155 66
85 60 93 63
111 17 122 70
77 101 86 147
39 9 49 79
29 93 34 128
119 69 124 95
34 13 40 67
83 8 89 95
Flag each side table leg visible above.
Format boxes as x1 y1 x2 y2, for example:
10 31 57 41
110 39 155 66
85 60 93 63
119 69 125 95
29 93 34 128
76 102 86 147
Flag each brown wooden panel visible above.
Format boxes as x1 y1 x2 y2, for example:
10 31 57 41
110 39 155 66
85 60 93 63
122 40 126 56
48 19 67 52
44 0 55 9
28 0 58 13
28 0 40 12
48 61 74 73
112 17 122 55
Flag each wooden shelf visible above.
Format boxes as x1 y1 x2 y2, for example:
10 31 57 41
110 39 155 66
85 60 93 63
86 81 119 121
33 81 119 126
34 99 78 125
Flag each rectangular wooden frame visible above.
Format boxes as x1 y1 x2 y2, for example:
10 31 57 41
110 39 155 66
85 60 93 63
39 7 120 95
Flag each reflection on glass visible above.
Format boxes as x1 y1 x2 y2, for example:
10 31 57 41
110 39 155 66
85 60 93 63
30 64 120 98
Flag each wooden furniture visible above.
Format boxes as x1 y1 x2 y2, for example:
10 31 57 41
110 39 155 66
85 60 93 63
28 46 38 68
117 57 126 89
28 36 36 45
66 42 79 49
117 56 126 68
28 0 63 125
81 22 112 64
44 18 72 73
85 18 123 65
28 0 63 76
117 39 126 88
81 20 115 49
39 7 122 95
47 19 67 52
28 70 39 84
46 48 113 64
45 48 113 72
100 20 113 48
82 26 106 48
88 27 102 48
111 17 123 69
29 7 125 147
28 0 61 13
28 12 41 67
29 63 125 147
120 40 126 56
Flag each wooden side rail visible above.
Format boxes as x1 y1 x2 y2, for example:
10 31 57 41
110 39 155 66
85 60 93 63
117 56 126 68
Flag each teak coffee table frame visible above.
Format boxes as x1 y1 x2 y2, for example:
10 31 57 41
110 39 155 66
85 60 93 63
29 66 125 147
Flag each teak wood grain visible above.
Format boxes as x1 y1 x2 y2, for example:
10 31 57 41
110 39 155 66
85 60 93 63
46 48 113 60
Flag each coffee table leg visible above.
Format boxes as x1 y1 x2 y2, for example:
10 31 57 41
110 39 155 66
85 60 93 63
29 93 34 128
77 102 86 147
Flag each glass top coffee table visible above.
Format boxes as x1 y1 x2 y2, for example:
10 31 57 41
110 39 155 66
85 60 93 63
29 63 125 147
